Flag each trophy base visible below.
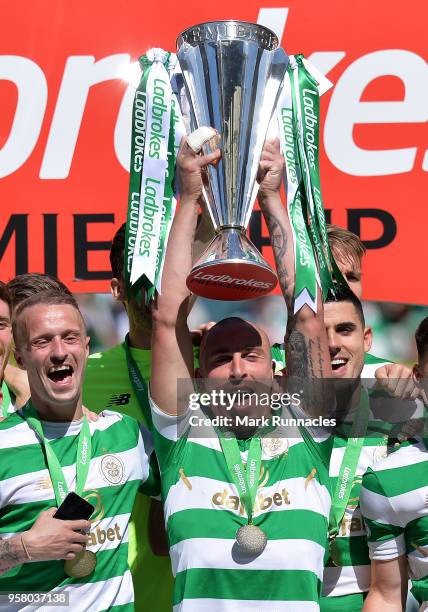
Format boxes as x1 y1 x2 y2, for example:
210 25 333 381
187 229 277 300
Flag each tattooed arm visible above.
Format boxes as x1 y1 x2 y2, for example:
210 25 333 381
0 536 27 574
0 509 91 574
258 139 333 415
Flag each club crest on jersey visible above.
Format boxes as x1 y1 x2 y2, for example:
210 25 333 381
262 436 289 459
372 445 387 463
99 454 125 485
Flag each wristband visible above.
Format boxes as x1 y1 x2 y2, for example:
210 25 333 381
21 533 32 561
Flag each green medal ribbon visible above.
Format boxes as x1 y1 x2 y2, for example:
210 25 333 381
123 334 152 427
328 389 370 544
1 382 11 418
24 401 92 506
218 433 262 523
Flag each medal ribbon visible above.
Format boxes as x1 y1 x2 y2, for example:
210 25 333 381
25 401 92 506
0 382 11 418
218 433 262 523
125 49 184 304
328 389 370 540
123 334 152 427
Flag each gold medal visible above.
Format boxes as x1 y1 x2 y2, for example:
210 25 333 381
64 549 97 578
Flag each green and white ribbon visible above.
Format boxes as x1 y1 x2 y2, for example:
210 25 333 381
276 55 347 312
24 400 92 506
329 389 370 541
126 48 185 303
219 432 262 523
278 70 318 313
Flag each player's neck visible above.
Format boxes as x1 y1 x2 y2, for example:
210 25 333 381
347 380 363 411
128 325 151 350
30 394 83 422
335 377 362 419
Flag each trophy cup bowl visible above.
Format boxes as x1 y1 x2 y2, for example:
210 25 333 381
177 20 289 301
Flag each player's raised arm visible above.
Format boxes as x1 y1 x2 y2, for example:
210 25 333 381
258 139 332 411
150 136 220 416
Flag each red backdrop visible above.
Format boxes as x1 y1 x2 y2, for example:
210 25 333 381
0 0 426 302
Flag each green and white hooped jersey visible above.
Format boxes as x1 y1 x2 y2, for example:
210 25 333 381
0 409 155 611
322 393 423 604
360 439 428 605
150 397 332 611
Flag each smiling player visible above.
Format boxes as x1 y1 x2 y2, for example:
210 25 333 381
0 290 156 610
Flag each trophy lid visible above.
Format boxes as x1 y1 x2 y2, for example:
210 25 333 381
177 20 278 51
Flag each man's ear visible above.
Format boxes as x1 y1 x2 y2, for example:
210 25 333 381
271 360 276 379
14 347 26 371
85 335 90 359
363 326 373 353
111 278 126 303
413 363 422 383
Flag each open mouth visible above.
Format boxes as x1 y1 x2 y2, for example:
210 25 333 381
47 364 74 385
331 358 348 372
224 386 259 398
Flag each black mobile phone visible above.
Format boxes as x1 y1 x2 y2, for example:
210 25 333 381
53 492 94 521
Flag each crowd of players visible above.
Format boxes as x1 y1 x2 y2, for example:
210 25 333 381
0 136 428 611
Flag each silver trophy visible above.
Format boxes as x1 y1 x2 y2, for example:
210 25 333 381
177 21 289 300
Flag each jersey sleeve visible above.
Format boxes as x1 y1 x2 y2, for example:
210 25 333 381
139 451 162 498
360 467 406 560
135 422 157 492
287 402 334 472
271 342 286 373
149 393 189 475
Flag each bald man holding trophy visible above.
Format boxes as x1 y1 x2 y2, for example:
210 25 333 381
132 19 345 611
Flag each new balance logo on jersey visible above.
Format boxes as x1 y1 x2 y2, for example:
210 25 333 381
106 393 131 407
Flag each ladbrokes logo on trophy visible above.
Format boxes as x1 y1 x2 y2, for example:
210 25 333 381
192 272 272 291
